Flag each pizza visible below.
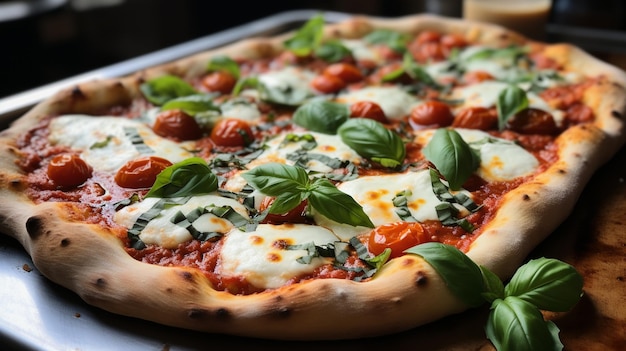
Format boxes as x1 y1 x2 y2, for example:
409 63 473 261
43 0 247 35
1 12 625 343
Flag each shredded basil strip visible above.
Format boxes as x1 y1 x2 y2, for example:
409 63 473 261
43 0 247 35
287 152 358 181
124 127 154 154
90 135 114 149
127 197 191 249
170 204 251 240
392 190 418 222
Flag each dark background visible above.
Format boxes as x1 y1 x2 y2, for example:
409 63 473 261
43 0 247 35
1 0 625 99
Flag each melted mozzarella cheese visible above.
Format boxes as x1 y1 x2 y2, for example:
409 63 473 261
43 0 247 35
415 128 539 182
114 194 249 249
219 224 338 289
313 170 471 240
48 115 195 173
340 39 383 64
219 99 261 122
336 86 421 120
257 66 315 104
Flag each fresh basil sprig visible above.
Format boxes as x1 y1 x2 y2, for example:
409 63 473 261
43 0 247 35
140 75 197 106
314 40 353 62
422 128 480 190
363 28 410 53
283 13 325 57
161 94 220 116
338 118 406 168
206 55 240 79
145 157 218 198
292 100 350 134
241 163 374 228
496 85 529 131
407 242 583 351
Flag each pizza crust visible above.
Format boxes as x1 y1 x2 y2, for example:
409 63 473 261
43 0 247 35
1 14 625 340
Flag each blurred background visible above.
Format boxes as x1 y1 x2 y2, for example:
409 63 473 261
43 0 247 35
1 0 625 100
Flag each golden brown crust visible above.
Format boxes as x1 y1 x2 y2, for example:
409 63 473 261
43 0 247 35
1 13 626 340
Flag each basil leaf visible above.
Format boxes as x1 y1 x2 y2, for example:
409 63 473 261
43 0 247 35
161 94 220 116
140 75 197 106
269 191 307 215
283 13 325 56
338 118 406 168
402 52 439 88
241 163 309 197
258 80 311 106
486 296 564 351
314 40 352 62
504 258 583 312
309 179 375 228
405 242 485 307
497 84 529 130
145 157 217 198
293 100 350 134
363 29 410 53
480 265 505 303
422 128 480 190
232 76 259 96
207 55 240 79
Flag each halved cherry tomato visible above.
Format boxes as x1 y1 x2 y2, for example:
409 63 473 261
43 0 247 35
349 101 389 124
452 107 498 130
323 63 363 83
367 222 427 259
210 118 253 147
259 197 308 224
409 101 454 128
115 156 173 189
201 71 237 94
310 74 346 94
153 110 202 141
507 108 559 135
47 154 92 188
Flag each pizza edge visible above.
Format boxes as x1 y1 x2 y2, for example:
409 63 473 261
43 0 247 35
0 14 625 340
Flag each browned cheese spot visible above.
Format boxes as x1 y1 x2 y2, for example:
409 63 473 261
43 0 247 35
267 253 282 262
25 216 44 239
415 271 428 287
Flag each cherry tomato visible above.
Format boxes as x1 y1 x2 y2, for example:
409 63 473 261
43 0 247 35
409 101 454 128
210 118 254 147
153 109 203 141
462 70 495 85
201 71 237 94
414 31 441 45
440 33 468 50
115 156 173 189
310 74 346 94
452 107 498 130
259 197 309 224
323 63 363 83
507 108 559 135
349 101 389 124
47 154 93 188
367 222 427 259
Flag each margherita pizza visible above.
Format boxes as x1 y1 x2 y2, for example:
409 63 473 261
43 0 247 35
1 13 625 345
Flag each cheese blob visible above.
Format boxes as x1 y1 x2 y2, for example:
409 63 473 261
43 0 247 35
48 115 195 173
336 86 421 120
257 66 316 105
219 224 338 289
114 194 249 249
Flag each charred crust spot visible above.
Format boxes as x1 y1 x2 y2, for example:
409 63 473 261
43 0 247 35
94 278 107 289
522 194 531 201
215 308 230 320
9 179 23 189
187 308 208 320
71 86 86 99
25 216 44 239
611 110 623 119
60 238 71 247
415 271 428 287
273 295 284 303
274 306 291 319
179 271 194 282
165 288 173 293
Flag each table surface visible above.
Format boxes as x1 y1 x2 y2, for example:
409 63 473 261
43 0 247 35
1 10 625 351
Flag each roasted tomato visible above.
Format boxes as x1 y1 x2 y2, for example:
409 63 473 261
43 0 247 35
507 108 559 135
409 101 454 128
323 63 363 83
47 154 93 188
201 71 237 94
153 109 203 141
115 156 173 189
310 74 347 94
210 118 254 147
367 222 427 259
259 197 309 224
349 101 389 124
452 107 499 130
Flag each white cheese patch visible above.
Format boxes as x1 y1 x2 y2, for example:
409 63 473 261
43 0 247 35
415 128 539 182
114 194 249 249
340 39 383 64
48 115 195 173
219 224 338 289
336 86 421 120
313 170 471 240
219 99 261 122
257 66 316 104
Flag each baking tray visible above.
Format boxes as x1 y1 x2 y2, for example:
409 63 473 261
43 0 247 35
2 9 625 351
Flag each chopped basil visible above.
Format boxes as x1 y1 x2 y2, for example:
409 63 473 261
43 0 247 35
90 135 114 149
280 133 318 151
292 100 350 134
127 197 191 249
496 84 529 130
145 157 218 198
422 128 480 190
124 127 154 154
392 190 418 222
338 118 406 168
140 75 197 106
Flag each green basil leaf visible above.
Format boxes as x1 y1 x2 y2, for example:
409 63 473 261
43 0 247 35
258 80 311 106
363 29 410 53
293 100 350 134
314 40 352 62
140 75 197 106
145 157 217 198
207 55 240 79
309 178 374 228
480 265 505 303
504 258 583 312
283 13 325 56
161 94 220 116
486 296 564 351
497 84 529 130
338 118 406 168
241 162 310 197
232 76 259 96
402 52 439 88
422 128 480 190
364 248 391 271
405 242 485 307
269 191 308 215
